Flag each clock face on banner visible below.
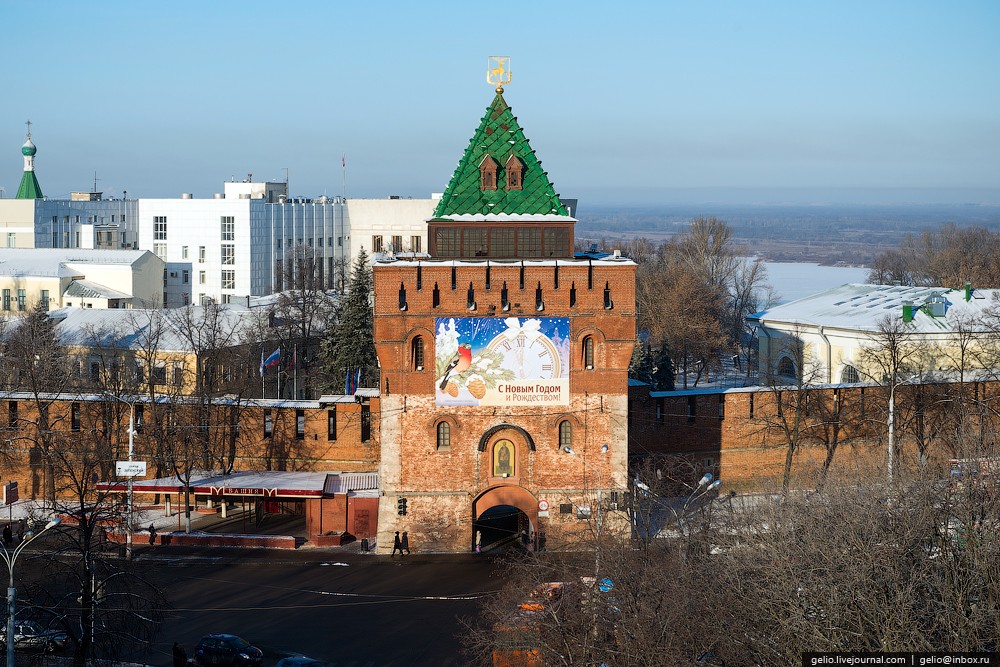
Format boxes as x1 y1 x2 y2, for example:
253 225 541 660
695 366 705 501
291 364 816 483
435 317 570 407
485 330 561 379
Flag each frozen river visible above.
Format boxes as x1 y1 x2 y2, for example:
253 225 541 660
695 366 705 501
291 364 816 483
763 261 870 304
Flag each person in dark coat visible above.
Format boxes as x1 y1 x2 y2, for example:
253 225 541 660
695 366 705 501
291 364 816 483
401 531 410 555
172 642 187 667
2 524 11 547
148 524 157 545
391 531 403 556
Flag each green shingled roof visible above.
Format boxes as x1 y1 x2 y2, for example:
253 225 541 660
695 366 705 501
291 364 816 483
16 170 43 199
433 92 567 218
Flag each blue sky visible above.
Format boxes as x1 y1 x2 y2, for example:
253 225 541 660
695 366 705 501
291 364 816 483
2 1 998 205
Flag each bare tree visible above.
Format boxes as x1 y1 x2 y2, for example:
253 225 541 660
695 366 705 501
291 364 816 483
467 463 1000 666
754 329 830 495
166 304 260 530
639 218 772 382
2 301 75 503
271 244 336 399
676 216 739 291
636 258 727 389
24 406 166 666
868 223 1000 288
856 315 932 482
727 256 775 374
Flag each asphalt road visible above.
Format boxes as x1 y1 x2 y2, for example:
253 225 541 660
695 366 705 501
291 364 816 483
134 553 502 667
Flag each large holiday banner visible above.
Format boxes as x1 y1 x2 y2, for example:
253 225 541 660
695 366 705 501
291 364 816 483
435 317 570 407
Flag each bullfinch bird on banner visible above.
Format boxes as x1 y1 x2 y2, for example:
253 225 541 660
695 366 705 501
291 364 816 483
439 343 473 390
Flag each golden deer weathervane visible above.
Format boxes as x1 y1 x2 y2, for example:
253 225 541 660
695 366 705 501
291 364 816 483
487 56 511 93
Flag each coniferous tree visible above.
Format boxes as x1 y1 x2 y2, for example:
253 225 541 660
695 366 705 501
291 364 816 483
629 341 675 391
320 250 379 392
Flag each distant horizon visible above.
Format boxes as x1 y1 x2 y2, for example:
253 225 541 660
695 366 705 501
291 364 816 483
2 184 998 209
2 2 997 209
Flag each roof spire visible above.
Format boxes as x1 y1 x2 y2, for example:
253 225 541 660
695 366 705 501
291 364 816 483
432 62 567 219
487 56 511 94
16 121 43 199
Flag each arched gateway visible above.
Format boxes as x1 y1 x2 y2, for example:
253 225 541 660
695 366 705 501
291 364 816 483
472 484 538 552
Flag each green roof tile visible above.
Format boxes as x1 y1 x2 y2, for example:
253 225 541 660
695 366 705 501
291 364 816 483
433 92 567 218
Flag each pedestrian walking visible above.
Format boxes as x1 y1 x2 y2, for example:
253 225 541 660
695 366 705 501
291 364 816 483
391 531 403 556
2 524 11 547
475 530 482 553
172 642 187 667
401 531 410 555
148 524 157 545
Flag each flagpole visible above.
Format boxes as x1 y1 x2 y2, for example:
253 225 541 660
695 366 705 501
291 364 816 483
293 344 297 400
341 154 347 199
261 348 265 399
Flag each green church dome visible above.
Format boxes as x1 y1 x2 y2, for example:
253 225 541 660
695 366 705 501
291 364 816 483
21 139 36 156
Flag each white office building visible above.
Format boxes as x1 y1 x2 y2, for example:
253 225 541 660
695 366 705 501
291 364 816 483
0 248 162 311
5 133 442 306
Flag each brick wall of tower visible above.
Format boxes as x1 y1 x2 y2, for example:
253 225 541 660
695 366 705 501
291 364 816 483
373 260 637 553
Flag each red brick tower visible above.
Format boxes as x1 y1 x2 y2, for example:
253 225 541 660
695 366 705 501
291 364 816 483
374 67 636 553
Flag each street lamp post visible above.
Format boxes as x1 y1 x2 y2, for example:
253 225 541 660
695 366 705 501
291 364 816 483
675 473 722 533
125 404 135 560
2 517 61 667
104 394 137 560
633 472 722 539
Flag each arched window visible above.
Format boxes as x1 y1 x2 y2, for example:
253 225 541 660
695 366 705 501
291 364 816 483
436 421 451 450
583 336 594 370
841 365 860 384
412 336 425 371
777 356 796 378
559 420 572 450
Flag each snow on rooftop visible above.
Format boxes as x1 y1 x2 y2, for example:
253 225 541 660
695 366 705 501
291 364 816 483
436 213 576 222
0 248 151 277
47 304 261 351
750 283 997 333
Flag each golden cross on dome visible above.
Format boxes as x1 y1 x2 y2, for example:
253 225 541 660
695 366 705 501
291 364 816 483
487 56 511 93
25 120 32 139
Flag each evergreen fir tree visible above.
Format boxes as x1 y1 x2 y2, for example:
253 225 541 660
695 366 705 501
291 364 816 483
320 250 379 392
629 340 675 391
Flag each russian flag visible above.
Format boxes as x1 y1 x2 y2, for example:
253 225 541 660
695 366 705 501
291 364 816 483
260 348 280 377
345 368 361 394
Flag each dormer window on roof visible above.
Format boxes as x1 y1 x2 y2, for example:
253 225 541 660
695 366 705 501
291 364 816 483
505 155 523 191
479 155 498 191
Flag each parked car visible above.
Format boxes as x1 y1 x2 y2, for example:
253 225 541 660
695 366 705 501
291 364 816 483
193 634 263 667
0 620 69 652
275 657 325 667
